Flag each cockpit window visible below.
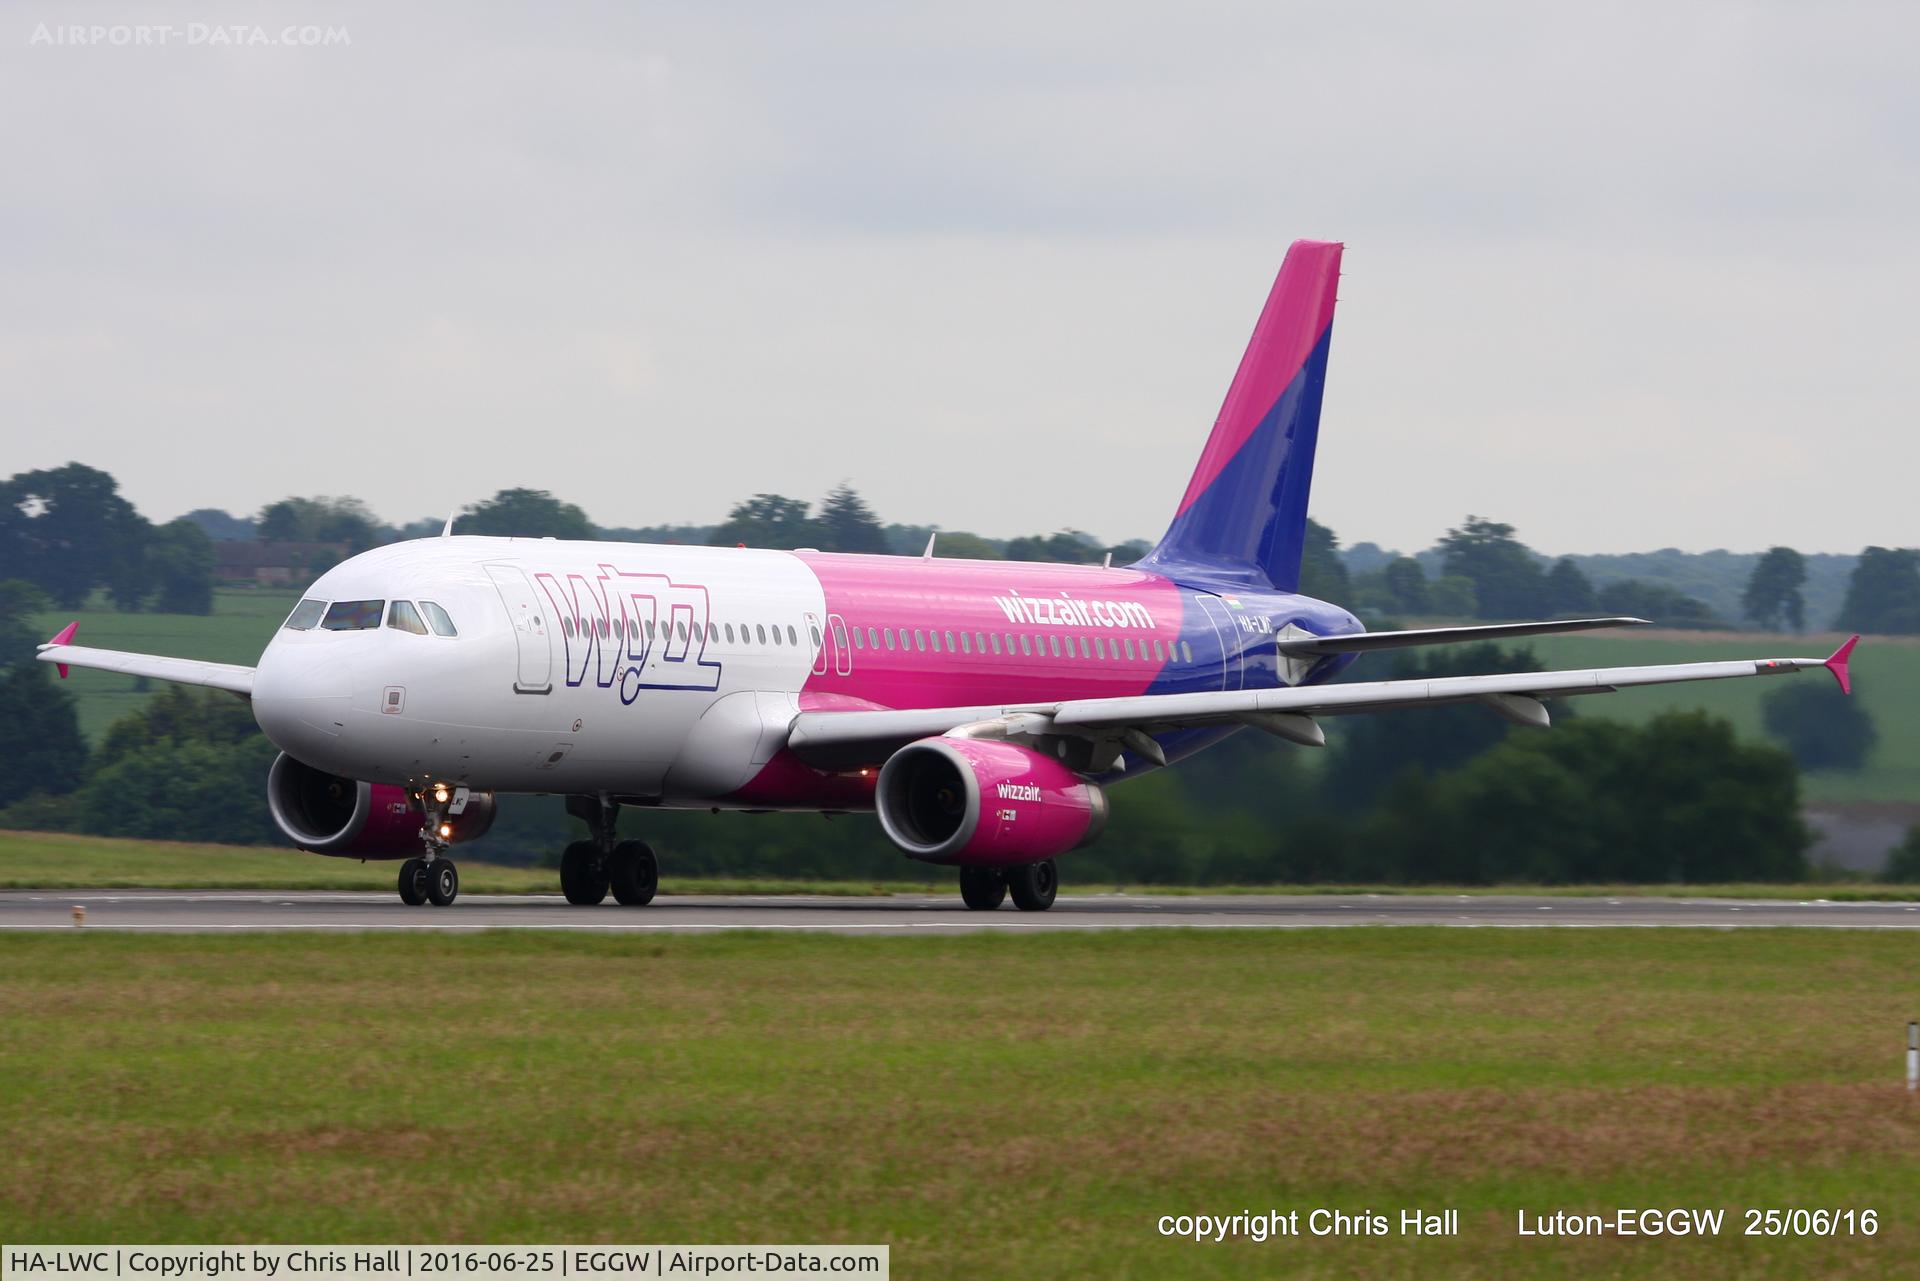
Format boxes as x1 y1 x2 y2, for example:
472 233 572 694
321 600 385 631
387 601 430 635
283 599 327 631
419 600 458 637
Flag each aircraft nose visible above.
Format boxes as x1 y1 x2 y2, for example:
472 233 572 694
253 648 354 765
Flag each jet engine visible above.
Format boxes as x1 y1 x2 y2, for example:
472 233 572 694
266 752 495 858
875 736 1107 866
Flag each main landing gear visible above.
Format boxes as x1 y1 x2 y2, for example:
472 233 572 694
397 784 462 907
560 794 658 907
959 860 1058 912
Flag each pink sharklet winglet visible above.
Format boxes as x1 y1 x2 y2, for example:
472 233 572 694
48 620 78 678
1824 634 1859 695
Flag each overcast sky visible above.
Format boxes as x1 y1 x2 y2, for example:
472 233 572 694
4 1 1914 554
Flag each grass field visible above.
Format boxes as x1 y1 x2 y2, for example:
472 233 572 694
1523 631 1920 806
29 593 1918 804
0 929 1916 1278
7 830 1919 899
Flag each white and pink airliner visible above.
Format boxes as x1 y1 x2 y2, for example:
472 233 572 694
37 241 1858 909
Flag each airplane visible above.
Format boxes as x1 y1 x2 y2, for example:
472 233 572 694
36 239 1860 910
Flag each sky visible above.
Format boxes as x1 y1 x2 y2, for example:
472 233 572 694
3 1 1915 555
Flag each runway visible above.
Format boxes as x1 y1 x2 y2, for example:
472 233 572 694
3 890 1919 933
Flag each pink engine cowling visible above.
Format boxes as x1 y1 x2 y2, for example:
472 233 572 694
266 752 495 858
875 737 1108 866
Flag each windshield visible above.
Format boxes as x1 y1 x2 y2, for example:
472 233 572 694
321 600 385 631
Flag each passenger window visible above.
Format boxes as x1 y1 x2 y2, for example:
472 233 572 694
561 616 576 638
1182 641 1193 662
725 624 735 644
1048 635 1060 657
1096 637 1106 659
321 600 384 631
914 630 927 652
771 625 782 646
810 625 823 651
756 624 767 645
786 625 798 647
1079 636 1091 658
419 600 458 637
884 628 896 651
1124 638 1136 660
853 627 865 650
991 634 1003 655
960 632 971 654
1019 635 1031 656
387 601 430 635
867 627 879 648
930 631 942 653
832 619 849 652
944 630 956 652
283 599 327 631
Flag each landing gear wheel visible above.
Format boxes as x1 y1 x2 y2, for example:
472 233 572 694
1005 859 1058 912
609 840 658 906
424 859 459 907
560 840 609 906
958 867 1007 910
398 857 428 906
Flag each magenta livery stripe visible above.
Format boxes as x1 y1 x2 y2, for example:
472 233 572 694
795 552 1182 711
1174 241 1342 519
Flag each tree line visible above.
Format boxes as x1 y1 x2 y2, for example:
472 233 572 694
6 464 1917 636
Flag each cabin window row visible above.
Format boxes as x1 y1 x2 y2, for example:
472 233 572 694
842 625 1192 665
552 612 1188 666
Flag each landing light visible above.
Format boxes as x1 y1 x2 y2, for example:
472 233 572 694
433 785 450 804
438 823 453 839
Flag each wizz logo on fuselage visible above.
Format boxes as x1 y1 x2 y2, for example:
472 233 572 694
535 565 722 703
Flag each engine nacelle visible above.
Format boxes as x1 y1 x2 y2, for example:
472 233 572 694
875 737 1107 866
266 752 496 859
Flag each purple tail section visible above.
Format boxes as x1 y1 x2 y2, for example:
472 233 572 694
1136 239 1343 591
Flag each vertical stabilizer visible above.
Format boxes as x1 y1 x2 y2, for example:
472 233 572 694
1136 239 1342 591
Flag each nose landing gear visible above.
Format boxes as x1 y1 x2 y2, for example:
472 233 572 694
395 783 461 907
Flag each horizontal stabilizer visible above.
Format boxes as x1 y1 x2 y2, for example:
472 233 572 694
1275 616 1648 658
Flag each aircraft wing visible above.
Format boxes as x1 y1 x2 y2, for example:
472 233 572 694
35 623 255 697
786 637 1858 769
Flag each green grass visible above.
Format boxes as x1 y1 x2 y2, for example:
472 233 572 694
7 830 1918 899
0 930 1915 1278
0 830 911 896
30 588 298 741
